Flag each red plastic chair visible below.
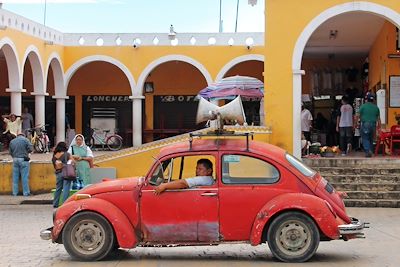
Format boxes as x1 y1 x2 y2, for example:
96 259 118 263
390 125 400 155
375 129 391 156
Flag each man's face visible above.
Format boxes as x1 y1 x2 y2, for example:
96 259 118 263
10 115 16 121
196 163 212 176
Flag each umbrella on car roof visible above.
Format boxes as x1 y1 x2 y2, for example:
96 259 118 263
198 75 264 101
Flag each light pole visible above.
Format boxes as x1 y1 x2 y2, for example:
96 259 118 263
219 0 223 32
235 0 239 32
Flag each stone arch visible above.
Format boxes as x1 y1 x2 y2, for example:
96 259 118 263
45 52 64 97
216 54 264 81
291 1 400 157
21 45 44 94
0 37 21 89
64 55 135 96
136 54 213 96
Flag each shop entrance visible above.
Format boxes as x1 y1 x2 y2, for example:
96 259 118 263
153 95 199 140
82 95 133 147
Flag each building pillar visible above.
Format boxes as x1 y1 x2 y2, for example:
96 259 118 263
130 96 145 147
31 92 48 127
53 96 68 143
293 70 305 159
6 88 26 115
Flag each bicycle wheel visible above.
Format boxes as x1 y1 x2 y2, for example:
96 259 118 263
87 137 95 149
106 135 122 151
33 138 44 153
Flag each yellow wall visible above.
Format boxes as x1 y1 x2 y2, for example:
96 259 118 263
265 0 400 151
369 21 400 127
0 162 55 194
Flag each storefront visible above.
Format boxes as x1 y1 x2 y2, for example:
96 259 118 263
82 95 134 147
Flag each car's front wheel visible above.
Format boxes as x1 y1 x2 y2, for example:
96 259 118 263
62 211 115 261
266 211 320 262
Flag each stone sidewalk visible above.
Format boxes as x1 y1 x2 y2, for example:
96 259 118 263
0 193 53 205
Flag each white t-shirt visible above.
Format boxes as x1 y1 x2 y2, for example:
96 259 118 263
3 117 21 136
186 176 214 188
339 104 353 127
301 109 313 132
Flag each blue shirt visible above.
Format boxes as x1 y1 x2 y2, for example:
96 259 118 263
9 135 33 158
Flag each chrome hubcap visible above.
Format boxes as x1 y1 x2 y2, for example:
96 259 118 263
276 220 311 256
71 220 105 255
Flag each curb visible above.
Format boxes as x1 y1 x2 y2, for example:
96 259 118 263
20 200 53 205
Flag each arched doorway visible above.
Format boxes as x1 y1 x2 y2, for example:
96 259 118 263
141 60 209 142
67 61 133 146
292 2 400 157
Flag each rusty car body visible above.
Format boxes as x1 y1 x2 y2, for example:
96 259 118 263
41 137 366 262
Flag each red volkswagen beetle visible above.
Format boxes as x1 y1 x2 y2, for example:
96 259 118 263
41 136 366 263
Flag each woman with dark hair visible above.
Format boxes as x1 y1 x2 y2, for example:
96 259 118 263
52 142 74 208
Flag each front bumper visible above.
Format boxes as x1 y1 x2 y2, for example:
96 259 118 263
338 217 369 238
40 227 53 240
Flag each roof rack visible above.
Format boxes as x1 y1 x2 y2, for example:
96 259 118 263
189 129 254 151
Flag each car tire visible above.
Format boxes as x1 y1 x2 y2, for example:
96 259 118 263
62 211 115 261
266 211 320 263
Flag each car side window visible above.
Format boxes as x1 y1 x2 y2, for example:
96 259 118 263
149 155 216 186
222 154 280 184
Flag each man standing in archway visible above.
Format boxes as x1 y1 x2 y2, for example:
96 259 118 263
301 103 313 143
360 94 380 158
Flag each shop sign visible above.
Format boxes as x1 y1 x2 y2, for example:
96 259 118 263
85 96 131 102
158 95 198 103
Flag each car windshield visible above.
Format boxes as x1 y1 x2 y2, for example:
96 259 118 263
285 153 316 177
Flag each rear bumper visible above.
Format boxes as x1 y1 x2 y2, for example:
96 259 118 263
338 217 369 238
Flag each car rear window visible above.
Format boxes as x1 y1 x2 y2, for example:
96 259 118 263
222 154 280 184
285 153 316 177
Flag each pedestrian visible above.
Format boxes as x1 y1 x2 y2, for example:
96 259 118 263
2 113 22 147
21 107 34 137
68 134 94 187
52 142 74 208
9 133 33 196
336 96 354 156
301 102 313 142
359 93 380 157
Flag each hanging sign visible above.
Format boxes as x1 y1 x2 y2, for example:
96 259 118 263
389 76 400 107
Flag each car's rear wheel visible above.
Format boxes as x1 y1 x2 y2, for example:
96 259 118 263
62 211 115 261
266 211 320 263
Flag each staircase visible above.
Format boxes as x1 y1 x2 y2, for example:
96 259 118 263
303 157 400 208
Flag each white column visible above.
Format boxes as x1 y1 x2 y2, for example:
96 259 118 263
130 96 145 147
293 69 305 159
6 88 26 115
31 92 48 127
54 96 67 143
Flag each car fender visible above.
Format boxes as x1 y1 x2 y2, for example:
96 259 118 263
53 198 138 248
250 193 340 245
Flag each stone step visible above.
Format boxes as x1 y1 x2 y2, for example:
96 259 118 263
344 199 400 208
345 191 400 200
303 158 400 168
331 183 400 192
315 167 400 176
324 175 400 184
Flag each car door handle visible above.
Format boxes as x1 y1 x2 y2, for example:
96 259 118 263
201 192 218 197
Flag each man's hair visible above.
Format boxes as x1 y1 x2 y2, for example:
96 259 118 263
197 158 213 170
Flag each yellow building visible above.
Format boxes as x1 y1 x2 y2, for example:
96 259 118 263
1 0 400 159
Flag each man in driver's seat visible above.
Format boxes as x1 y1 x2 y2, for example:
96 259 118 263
154 159 214 195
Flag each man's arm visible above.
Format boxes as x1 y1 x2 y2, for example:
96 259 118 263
154 179 188 195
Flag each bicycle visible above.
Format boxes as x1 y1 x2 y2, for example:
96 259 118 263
87 128 123 151
28 125 50 153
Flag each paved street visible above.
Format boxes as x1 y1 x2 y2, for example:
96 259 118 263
0 205 399 267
